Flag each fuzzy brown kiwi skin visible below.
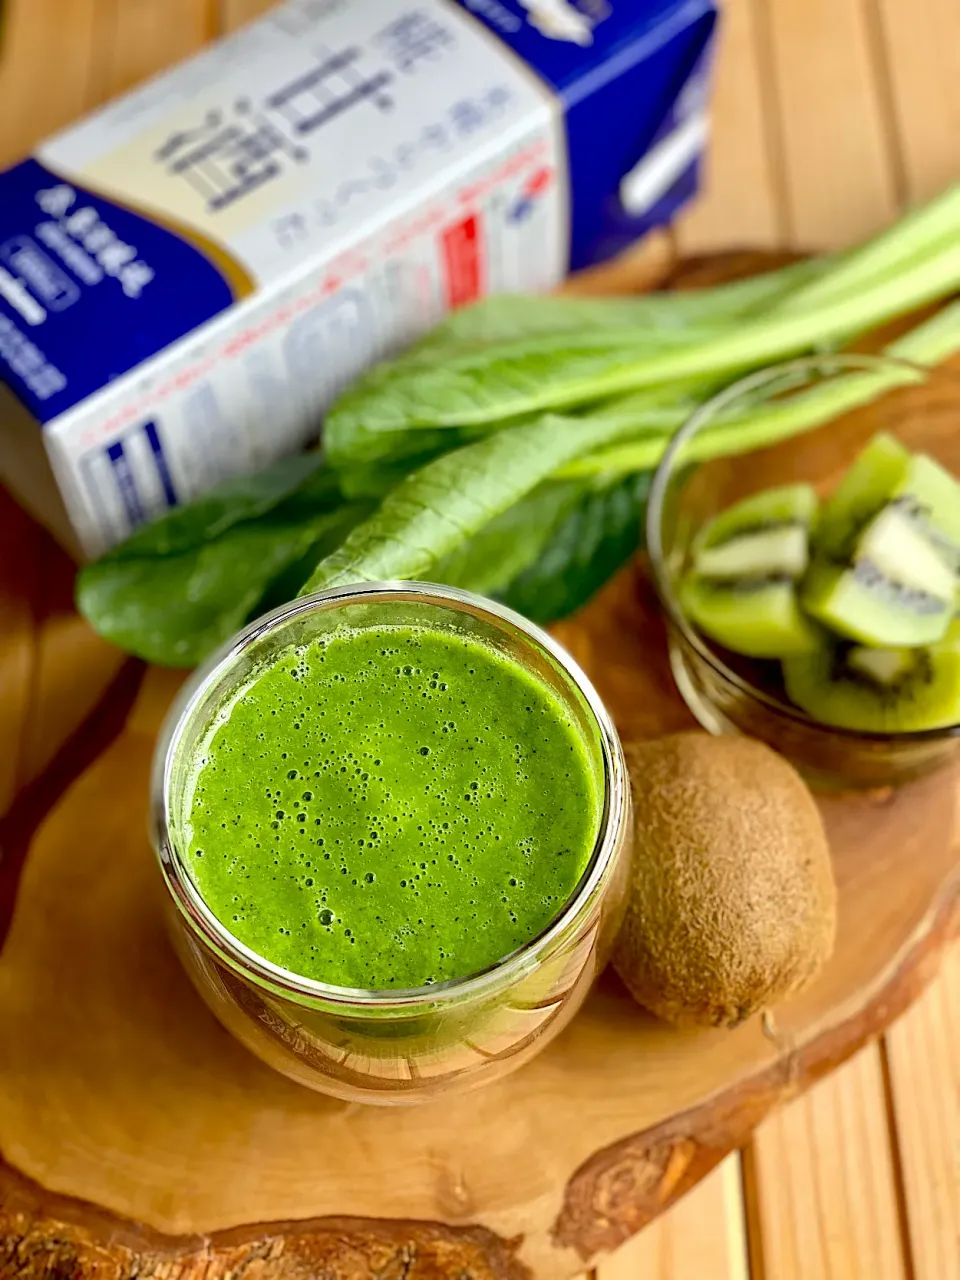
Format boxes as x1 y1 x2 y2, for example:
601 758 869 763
612 733 837 1029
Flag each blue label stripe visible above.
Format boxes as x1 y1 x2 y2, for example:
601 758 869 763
144 418 178 508
106 439 145 528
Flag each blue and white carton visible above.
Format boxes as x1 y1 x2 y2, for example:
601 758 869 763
0 0 716 557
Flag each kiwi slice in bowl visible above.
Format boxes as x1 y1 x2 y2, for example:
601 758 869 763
890 452 960 573
680 578 818 658
815 431 911 558
802 505 957 646
817 433 960 569
803 433 960 647
783 624 960 733
680 483 820 658
692 483 819 565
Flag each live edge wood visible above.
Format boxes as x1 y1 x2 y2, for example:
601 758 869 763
2 255 960 1280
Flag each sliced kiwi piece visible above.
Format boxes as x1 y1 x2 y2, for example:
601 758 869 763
783 629 960 732
890 452 960 573
857 504 957 599
681 578 820 658
694 483 819 556
803 505 955 646
681 484 819 658
804 432 960 647
815 432 910 559
693 524 808 580
815 434 960 572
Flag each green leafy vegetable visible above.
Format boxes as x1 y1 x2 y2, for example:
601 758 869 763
496 471 652 623
334 427 495 497
101 452 330 556
558 298 960 480
430 471 652 621
326 262 832 471
73 187 960 669
410 257 836 350
77 516 330 666
774 185 960 315
300 407 653 594
324 326 724 470
432 473 650 622
76 460 370 666
325 229 960 449
431 479 586 598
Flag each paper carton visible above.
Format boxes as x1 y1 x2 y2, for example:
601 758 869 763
0 0 716 556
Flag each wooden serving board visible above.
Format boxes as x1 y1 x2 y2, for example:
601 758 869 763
2 255 960 1280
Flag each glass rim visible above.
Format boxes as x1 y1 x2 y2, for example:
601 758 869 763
645 351 960 747
151 580 629 1010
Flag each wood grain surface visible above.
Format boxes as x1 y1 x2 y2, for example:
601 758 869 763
747 1050 908 1280
1 2 960 1278
596 1156 749 1280
1 350 960 1274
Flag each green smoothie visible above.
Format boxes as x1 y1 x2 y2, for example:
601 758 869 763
183 624 603 990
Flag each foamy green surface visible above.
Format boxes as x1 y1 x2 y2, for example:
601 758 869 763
185 624 601 989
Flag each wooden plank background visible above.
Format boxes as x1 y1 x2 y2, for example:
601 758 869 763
0 1 958 1277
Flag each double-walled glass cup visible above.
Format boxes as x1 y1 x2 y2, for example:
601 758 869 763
152 582 632 1104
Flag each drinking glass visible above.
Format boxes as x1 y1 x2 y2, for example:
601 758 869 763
152 581 632 1103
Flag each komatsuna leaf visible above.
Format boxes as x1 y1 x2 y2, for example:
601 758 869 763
300 406 652 595
77 460 366 667
496 471 652 624
326 371 709 485
429 471 651 622
323 325 723 468
401 467 652 625
431 479 587 598
396 258 836 355
326 235 960 455
77 513 340 666
557 300 960 482
321 259 836 469
333 425 498 498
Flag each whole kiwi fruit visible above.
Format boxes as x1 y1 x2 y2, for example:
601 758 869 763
612 732 836 1028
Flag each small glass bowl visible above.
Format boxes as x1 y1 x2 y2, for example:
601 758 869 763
151 582 632 1104
646 353 960 790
